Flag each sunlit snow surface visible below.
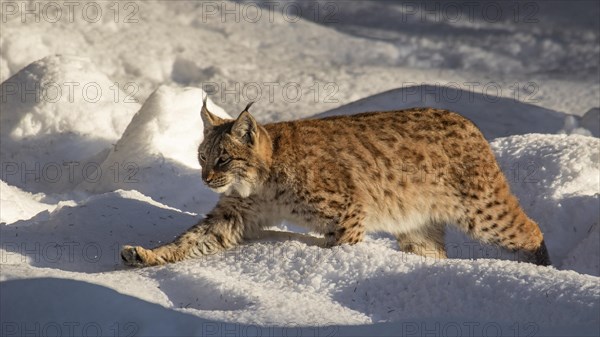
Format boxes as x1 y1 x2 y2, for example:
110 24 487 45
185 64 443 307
1 1 599 336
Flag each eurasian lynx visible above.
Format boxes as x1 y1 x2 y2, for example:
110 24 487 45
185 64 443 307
121 98 550 267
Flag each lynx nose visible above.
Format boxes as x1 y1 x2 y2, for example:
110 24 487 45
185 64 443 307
203 171 214 184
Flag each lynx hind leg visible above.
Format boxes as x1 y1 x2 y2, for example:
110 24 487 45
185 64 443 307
460 193 551 266
326 209 366 247
396 224 447 259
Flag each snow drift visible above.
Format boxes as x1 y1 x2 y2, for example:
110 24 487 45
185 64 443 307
77 85 230 212
0 55 139 194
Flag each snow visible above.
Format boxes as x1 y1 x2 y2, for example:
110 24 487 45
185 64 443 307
1 1 599 336
0 55 140 194
76 86 230 212
0 180 56 224
491 135 599 276
316 85 569 140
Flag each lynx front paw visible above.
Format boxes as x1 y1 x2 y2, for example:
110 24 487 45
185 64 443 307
121 245 158 267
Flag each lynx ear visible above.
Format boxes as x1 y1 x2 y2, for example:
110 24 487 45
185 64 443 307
200 95 223 128
231 107 257 145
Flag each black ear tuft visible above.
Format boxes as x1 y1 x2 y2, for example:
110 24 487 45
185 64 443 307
200 94 223 128
243 101 255 112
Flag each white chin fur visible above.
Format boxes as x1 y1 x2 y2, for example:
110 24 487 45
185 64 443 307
232 180 253 198
210 180 254 198
210 185 232 194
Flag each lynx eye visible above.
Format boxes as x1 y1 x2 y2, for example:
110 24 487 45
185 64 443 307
216 155 232 167
199 153 206 162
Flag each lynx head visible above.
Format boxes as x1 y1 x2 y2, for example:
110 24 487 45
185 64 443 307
198 97 272 198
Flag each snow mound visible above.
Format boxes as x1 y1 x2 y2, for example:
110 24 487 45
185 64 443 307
76 86 230 211
0 181 55 224
0 55 138 140
491 134 600 276
580 107 600 137
317 85 574 139
99 85 229 170
0 55 139 193
493 134 599 198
